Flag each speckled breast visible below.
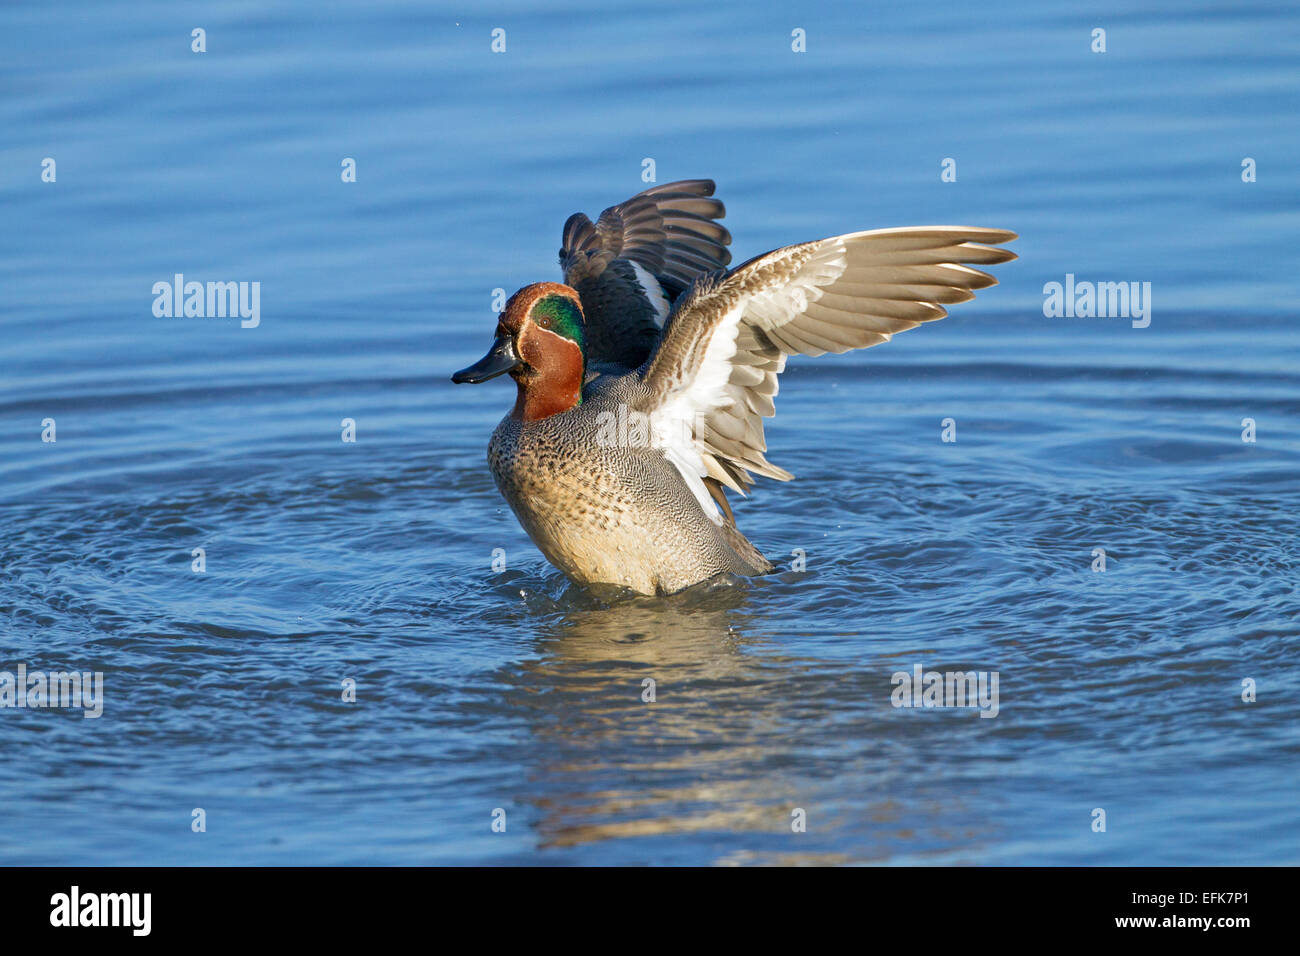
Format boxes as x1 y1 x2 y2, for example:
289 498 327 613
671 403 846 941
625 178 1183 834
485 383 733 593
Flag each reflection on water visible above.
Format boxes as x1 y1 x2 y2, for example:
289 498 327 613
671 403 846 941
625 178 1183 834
519 594 779 850
487 587 995 862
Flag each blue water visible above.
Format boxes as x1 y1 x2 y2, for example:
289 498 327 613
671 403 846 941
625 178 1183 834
2 0 1298 864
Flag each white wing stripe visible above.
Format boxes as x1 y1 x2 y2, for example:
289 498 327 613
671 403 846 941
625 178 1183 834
651 301 746 524
629 260 671 326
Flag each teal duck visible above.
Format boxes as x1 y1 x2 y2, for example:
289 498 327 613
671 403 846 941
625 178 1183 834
453 180 1016 594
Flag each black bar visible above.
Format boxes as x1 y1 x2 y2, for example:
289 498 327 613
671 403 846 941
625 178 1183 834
0 866 1282 941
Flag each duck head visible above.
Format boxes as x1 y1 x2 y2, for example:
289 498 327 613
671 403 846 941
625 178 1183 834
451 282 586 422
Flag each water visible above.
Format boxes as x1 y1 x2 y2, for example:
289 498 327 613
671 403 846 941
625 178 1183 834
1 0 1297 864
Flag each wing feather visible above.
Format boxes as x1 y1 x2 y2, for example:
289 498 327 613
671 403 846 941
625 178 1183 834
636 226 1017 512
560 181 732 368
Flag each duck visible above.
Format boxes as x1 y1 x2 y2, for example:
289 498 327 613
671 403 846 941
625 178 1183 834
453 180 1016 595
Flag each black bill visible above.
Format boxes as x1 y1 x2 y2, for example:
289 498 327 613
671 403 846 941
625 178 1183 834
452 330 521 384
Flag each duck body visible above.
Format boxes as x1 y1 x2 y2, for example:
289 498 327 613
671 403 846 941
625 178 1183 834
453 180 1016 595
487 372 770 595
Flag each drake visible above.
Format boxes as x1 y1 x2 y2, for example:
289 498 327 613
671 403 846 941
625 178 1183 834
453 180 1016 595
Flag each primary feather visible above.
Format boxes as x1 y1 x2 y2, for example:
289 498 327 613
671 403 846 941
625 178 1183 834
636 227 1019 506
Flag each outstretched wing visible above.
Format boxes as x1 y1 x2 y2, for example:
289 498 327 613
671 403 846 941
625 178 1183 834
560 180 732 368
635 226 1018 521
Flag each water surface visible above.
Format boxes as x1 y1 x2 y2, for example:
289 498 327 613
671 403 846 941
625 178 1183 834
1 0 1297 864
